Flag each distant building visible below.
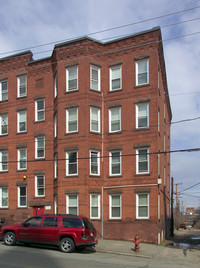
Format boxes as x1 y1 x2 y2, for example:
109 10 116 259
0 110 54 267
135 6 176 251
0 27 171 244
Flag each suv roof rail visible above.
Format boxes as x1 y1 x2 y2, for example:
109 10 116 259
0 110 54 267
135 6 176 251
42 214 79 217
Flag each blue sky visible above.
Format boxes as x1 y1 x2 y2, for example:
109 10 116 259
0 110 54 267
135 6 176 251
0 0 200 209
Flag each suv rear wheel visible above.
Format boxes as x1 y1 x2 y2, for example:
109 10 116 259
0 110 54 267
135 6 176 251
4 232 16 246
59 237 75 253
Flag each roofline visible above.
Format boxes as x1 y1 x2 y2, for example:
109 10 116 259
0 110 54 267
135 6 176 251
54 26 161 49
0 50 32 61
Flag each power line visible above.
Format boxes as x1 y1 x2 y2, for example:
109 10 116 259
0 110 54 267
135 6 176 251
1 5 200 57
179 182 200 193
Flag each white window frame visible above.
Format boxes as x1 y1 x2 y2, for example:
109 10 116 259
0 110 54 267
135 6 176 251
66 194 79 215
136 193 149 219
109 194 122 219
66 107 78 133
17 110 27 133
136 102 149 129
0 114 8 135
17 75 27 98
90 194 100 219
35 175 45 197
54 73 57 99
17 148 27 170
35 99 45 122
90 107 100 133
18 186 27 208
54 113 57 138
54 153 58 179
109 65 122 91
0 151 8 172
109 151 121 176
136 148 149 174
66 151 78 176
136 59 149 86
90 65 101 91
35 136 45 159
66 66 78 92
0 187 8 208
0 80 8 101
109 107 121 133
90 150 100 176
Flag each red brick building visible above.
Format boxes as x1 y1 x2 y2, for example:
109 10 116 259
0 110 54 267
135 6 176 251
0 27 171 244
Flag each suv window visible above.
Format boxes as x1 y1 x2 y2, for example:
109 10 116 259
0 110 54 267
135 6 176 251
62 218 84 228
25 217 42 227
43 217 58 227
83 218 95 230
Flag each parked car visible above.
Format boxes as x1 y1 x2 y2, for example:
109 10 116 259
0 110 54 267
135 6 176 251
0 214 98 253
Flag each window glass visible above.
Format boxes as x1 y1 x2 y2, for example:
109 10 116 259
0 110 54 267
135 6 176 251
43 217 58 227
25 217 42 227
62 218 83 228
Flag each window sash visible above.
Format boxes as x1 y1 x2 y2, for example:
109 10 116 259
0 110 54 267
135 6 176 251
67 194 78 215
136 59 149 85
36 99 45 121
18 111 26 132
90 107 100 132
90 194 100 219
110 195 121 219
110 66 122 91
66 151 78 175
137 193 149 219
18 75 27 97
109 107 121 132
66 108 78 133
90 151 100 175
136 103 149 128
18 186 27 207
0 80 8 101
18 148 27 170
35 137 45 158
67 66 78 91
0 187 8 207
110 151 121 175
35 175 45 197
0 151 8 171
0 114 8 135
136 148 149 174
91 65 100 91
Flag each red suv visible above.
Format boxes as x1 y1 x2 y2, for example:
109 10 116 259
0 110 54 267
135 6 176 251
0 214 98 253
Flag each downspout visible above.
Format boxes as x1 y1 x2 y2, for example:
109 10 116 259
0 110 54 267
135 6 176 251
101 92 104 239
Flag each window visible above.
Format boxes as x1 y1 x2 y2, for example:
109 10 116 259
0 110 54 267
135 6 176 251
17 111 27 133
90 194 100 219
43 217 58 227
35 99 45 121
54 113 57 138
90 65 100 91
136 148 149 174
66 66 78 91
0 151 8 171
0 187 8 208
0 80 8 101
18 148 27 170
109 107 121 133
17 75 27 97
66 107 78 133
109 151 121 176
136 59 149 86
110 65 122 91
136 103 149 128
35 175 45 197
54 73 57 99
54 153 58 179
109 194 121 219
90 150 100 176
0 114 8 135
66 151 78 176
66 194 78 215
18 186 27 207
136 193 149 219
90 107 100 133
35 136 45 159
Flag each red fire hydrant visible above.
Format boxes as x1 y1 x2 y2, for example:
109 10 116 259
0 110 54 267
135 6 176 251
133 234 141 253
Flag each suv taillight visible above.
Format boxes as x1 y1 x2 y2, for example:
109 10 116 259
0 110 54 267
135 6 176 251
81 230 86 239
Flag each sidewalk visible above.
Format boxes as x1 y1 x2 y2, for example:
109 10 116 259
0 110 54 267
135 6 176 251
95 239 200 263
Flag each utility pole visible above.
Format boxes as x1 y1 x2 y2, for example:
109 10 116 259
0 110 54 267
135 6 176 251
170 177 174 237
175 182 182 229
